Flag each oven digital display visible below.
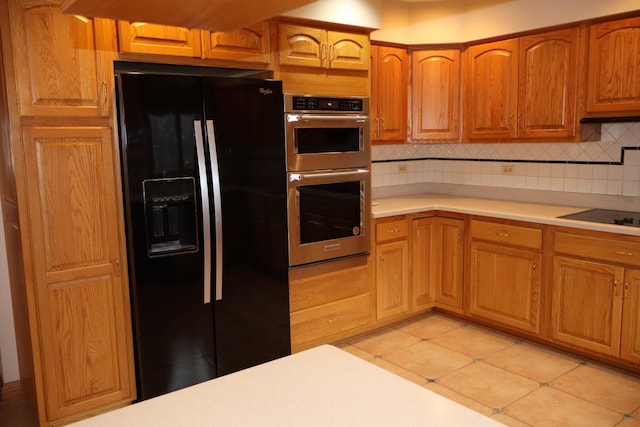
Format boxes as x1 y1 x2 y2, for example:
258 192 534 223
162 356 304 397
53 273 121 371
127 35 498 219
291 96 364 112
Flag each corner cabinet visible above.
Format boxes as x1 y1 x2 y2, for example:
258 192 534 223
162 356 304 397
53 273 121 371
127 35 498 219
371 45 407 143
412 49 461 141
585 16 640 116
412 216 464 312
1 1 135 426
464 28 581 141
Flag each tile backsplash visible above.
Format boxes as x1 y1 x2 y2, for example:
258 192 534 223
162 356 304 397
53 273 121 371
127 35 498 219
372 123 640 198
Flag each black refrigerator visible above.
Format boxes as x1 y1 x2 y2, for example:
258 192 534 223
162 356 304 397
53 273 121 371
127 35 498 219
115 65 291 401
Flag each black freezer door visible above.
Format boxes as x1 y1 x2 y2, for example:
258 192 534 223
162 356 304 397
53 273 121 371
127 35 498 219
203 77 291 375
117 73 216 400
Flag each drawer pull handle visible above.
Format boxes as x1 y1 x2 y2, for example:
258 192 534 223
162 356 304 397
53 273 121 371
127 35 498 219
388 228 401 234
326 317 339 324
498 231 510 238
615 251 633 256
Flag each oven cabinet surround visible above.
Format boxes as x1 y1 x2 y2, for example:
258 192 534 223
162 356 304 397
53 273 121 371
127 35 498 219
585 15 640 116
370 44 408 143
117 21 273 65
275 20 370 96
0 1 135 426
467 218 543 335
411 49 461 141
551 228 640 364
288 257 374 353
463 27 583 142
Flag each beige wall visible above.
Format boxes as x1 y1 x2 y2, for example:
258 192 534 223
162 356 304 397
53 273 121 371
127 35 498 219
372 0 640 43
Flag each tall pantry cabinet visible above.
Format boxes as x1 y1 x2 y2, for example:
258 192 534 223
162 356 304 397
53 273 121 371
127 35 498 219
0 0 135 426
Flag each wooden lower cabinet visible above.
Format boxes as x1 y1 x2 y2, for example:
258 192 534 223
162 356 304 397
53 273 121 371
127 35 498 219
289 256 372 352
551 256 623 356
468 219 542 334
412 216 464 311
551 228 640 364
621 269 640 364
375 217 410 320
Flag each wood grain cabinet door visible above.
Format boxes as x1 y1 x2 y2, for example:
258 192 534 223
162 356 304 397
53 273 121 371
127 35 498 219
411 217 436 311
376 239 410 320
437 217 464 309
8 0 115 117
551 256 623 357
326 31 369 71
412 49 460 141
464 39 519 140
621 269 640 364
586 16 640 114
118 21 202 57
518 28 579 139
371 45 407 143
21 126 133 422
277 23 325 68
469 241 541 333
202 22 271 64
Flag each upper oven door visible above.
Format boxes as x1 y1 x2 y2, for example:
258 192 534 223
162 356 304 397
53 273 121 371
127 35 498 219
285 113 370 171
287 168 371 266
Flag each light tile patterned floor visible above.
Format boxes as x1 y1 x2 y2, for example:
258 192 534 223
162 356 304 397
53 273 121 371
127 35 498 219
338 313 640 427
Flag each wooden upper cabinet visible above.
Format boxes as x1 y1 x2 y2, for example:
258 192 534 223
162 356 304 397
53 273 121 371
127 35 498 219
22 126 134 423
519 28 579 139
412 49 460 141
326 30 369 71
277 23 324 68
118 21 202 57
465 28 581 141
586 16 640 115
371 45 407 143
278 23 369 70
201 21 271 64
464 39 519 140
7 0 116 117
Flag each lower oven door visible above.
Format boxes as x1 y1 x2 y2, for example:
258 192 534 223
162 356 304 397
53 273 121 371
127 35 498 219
287 168 371 266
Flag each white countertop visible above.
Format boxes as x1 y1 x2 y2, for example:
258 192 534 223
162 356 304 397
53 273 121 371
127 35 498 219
68 345 503 427
372 194 640 237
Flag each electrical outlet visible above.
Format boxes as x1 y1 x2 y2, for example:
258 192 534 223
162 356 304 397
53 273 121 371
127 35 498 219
398 164 407 173
502 165 515 175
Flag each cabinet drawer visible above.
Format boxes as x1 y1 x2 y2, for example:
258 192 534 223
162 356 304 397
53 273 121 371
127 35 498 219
376 219 408 243
290 293 371 349
470 219 542 250
290 264 368 312
555 231 640 267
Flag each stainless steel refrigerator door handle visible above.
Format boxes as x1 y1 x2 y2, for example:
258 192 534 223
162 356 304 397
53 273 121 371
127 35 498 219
206 120 224 301
194 120 212 304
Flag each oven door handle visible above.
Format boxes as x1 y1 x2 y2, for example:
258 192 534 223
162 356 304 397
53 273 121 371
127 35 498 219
287 113 368 122
289 169 369 182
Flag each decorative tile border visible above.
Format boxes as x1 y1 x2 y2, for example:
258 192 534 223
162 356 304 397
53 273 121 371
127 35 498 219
371 123 640 197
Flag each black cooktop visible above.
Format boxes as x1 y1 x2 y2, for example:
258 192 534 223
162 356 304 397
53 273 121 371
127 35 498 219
559 209 640 227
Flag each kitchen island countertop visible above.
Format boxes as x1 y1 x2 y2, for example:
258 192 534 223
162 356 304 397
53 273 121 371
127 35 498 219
68 345 503 427
372 194 640 237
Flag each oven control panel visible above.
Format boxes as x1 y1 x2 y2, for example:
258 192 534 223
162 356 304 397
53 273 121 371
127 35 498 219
285 94 368 114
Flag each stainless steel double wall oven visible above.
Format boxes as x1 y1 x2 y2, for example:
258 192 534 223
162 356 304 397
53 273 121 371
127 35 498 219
285 94 371 267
